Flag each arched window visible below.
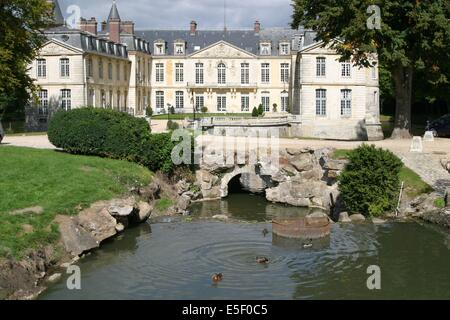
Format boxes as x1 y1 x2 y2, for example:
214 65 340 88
218 63 226 84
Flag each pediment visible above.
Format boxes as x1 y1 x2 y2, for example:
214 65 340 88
39 39 83 56
190 41 255 58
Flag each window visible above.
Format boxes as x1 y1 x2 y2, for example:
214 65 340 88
217 95 227 112
195 95 204 111
87 58 93 77
60 58 70 77
280 43 290 55
261 92 270 112
340 89 352 116
37 59 46 78
175 43 185 55
316 89 327 116
124 65 128 81
175 63 184 82
156 91 164 109
281 63 290 83
241 63 249 84
316 57 326 77
60 89 71 111
371 65 377 80
38 90 48 115
241 94 249 112
260 43 271 55
99 59 104 79
108 62 113 80
155 63 164 82
117 62 120 80
341 61 351 77
101 90 106 108
195 63 204 84
175 91 184 109
218 63 226 84
281 91 289 112
261 63 270 83
154 43 165 55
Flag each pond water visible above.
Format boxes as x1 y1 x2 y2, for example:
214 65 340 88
41 194 450 300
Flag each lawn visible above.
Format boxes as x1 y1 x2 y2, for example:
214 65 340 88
0 146 153 258
331 149 432 198
151 113 253 120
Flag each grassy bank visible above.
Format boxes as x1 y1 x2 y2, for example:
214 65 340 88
0 146 152 258
331 149 432 198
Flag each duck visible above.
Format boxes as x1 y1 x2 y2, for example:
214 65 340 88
211 273 224 283
262 228 269 237
256 256 270 264
303 239 313 249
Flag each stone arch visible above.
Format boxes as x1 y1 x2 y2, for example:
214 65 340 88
220 165 257 198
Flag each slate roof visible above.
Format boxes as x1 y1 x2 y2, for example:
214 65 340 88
48 0 65 26
107 1 121 21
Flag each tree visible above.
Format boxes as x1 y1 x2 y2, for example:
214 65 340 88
257 104 264 117
145 106 153 118
291 0 450 139
0 0 53 119
252 107 259 117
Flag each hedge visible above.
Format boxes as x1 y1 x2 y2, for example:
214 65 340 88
338 144 403 217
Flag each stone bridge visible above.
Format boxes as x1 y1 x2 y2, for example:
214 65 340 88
196 146 346 210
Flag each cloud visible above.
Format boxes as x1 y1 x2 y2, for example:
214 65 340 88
59 0 293 30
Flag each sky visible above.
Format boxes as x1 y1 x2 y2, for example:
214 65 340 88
59 0 293 30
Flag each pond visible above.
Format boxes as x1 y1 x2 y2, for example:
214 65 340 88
40 194 450 300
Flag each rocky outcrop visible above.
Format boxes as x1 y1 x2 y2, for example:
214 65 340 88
441 158 450 173
418 208 450 228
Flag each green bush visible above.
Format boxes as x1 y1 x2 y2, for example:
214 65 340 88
257 104 264 116
167 120 180 131
145 106 153 118
338 144 403 217
201 107 208 113
252 107 259 117
48 107 150 163
141 133 176 174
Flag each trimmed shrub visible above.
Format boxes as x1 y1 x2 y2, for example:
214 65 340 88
145 106 153 118
141 133 175 174
167 120 180 131
201 107 208 113
252 107 259 117
48 108 150 163
338 144 403 217
257 104 264 116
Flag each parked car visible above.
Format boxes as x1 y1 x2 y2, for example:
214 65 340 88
426 114 450 137
0 122 4 144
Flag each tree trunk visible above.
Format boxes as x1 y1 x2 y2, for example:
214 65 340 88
391 65 413 139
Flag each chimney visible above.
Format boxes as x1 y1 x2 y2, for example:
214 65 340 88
101 21 107 31
254 20 261 34
79 17 97 35
109 18 121 43
122 21 135 35
190 21 197 35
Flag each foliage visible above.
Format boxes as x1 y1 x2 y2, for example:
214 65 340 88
166 119 180 131
252 107 259 117
434 198 446 209
257 104 264 117
0 146 152 258
201 107 208 113
140 133 176 174
154 198 174 211
145 106 153 118
338 145 403 217
168 106 175 115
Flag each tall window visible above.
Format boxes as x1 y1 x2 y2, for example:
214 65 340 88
218 63 226 84
195 63 204 84
37 59 47 78
241 63 249 84
155 63 164 82
60 89 71 111
108 62 113 80
316 57 326 77
38 90 48 115
99 59 104 79
117 62 121 80
156 91 164 109
281 91 289 112
371 65 377 79
281 63 290 83
316 89 327 116
60 58 70 77
261 92 270 112
195 95 204 111
175 91 184 109
175 63 184 82
341 61 351 77
217 95 226 112
86 58 93 77
261 63 270 83
241 94 249 112
280 43 290 55
340 89 352 116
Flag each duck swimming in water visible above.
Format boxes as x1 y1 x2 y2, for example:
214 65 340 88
211 273 224 283
303 239 313 248
262 228 269 237
256 257 270 264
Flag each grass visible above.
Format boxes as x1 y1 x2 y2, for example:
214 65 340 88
434 198 446 209
154 198 174 211
332 149 433 198
0 146 153 258
152 113 253 120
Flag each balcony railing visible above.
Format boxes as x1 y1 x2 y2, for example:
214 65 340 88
201 116 290 127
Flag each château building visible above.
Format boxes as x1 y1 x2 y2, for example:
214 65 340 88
28 0 383 140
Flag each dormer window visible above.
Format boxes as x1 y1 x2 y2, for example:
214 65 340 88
260 42 271 56
154 41 166 55
174 42 185 55
280 42 290 55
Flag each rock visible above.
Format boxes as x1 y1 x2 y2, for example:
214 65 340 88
139 182 160 200
441 158 450 173
175 180 190 195
78 207 117 243
108 204 135 217
133 201 153 223
372 218 387 224
305 211 330 227
10 206 44 216
420 208 450 228
323 159 348 171
212 214 229 221
290 153 314 172
177 195 191 211
55 215 99 257
47 273 62 283
115 223 125 233
350 214 366 222
338 212 352 223
60 262 71 269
